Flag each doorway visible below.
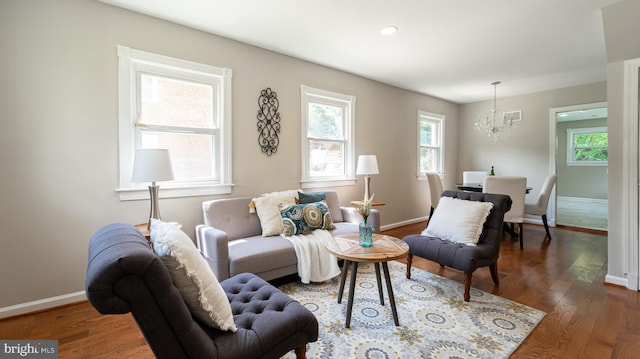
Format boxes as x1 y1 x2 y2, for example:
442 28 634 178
549 102 608 231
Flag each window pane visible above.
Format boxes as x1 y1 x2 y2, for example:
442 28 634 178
420 148 437 173
575 133 607 147
420 121 434 146
141 130 215 180
574 148 608 161
139 74 215 129
307 103 344 139
308 140 344 177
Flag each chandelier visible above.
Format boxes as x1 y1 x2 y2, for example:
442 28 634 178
474 81 515 142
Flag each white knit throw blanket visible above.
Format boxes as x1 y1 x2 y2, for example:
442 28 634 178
282 229 341 284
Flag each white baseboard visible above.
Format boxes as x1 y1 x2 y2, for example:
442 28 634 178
0 291 87 319
604 274 629 288
557 196 608 204
380 216 428 231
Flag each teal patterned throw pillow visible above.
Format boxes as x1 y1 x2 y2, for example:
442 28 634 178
279 200 335 236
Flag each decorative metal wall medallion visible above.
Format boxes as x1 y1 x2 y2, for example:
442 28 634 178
256 87 281 156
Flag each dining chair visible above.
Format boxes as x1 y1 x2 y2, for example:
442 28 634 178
463 171 489 184
483 176 527 249
426 173 443 219
525 174 557 239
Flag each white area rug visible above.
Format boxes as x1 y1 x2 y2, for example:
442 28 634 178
280 261 545 359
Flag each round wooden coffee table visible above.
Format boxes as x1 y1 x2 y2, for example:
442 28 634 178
324 233 409 328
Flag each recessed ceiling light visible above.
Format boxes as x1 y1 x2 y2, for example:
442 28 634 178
380 26 398 35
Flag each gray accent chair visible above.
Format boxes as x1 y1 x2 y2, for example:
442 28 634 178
403 190 512 302
86 223 318 359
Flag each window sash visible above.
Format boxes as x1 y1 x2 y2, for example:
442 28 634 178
117 45 233 200
300 85 355 188
417 111 444 177
567 127 608 166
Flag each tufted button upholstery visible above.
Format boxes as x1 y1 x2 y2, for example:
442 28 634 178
403 190 511 302
86 223 318 359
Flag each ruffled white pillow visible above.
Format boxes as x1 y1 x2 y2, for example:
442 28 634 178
151 219 237 332
422 197 493 246
252 190 299 236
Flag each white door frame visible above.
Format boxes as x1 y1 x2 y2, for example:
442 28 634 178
548 101 608 228
622 58 640 291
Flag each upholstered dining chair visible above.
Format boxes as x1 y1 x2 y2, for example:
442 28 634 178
426 173 443 219
483 176 527 249
463 171 489 184
525 174 557 239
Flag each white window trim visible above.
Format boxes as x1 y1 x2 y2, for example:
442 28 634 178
417 110 445 180
300 85 356 189
566 126 608 166
116 46 233 200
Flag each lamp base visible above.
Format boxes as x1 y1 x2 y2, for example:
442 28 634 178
147 184 161 230
363 175 372 202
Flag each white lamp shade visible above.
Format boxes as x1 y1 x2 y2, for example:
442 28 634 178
356 155 379 175
131 149 175 183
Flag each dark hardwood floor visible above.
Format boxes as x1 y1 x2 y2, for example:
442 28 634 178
1 223 639 358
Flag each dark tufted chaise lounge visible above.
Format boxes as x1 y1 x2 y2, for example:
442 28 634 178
85 223 318 359
403 190 512 302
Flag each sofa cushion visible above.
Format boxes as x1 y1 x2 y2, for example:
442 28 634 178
151 219 237 332
279 201 335 236
228 235 298 277
252 190 299 236
298 191 326 204
422 196 493 246
323 190 344 223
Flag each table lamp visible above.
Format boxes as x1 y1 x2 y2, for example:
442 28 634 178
131 149 175 229
356 155 379 202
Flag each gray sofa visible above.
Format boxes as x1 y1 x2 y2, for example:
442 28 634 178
196 190 380 281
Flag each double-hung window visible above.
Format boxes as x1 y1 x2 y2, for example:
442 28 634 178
300 85 355 188
117 46 232 200
567 127 608 166
417 111 444 177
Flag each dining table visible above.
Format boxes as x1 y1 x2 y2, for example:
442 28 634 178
455 182 532 239
456 183 532 194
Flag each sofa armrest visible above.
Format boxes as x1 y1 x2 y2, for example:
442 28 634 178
195 224 231 280
340 207 381 234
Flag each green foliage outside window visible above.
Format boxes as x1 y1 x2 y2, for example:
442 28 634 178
574 132 608 161
308 103 343 139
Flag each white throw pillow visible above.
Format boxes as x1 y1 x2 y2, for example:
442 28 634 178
422 197 494 246
252 190 299 236
150 219 237 332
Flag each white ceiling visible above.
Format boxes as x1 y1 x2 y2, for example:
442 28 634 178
99 0 621 104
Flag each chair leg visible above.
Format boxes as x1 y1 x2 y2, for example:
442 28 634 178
463 272 472 302
542 214 552 239
406 253 413 279
519 223 524 250
295 346 306 359
489 262 499 285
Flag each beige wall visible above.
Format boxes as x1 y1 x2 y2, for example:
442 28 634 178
0 0 458 309
457 82 607 207
602 0 640 284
